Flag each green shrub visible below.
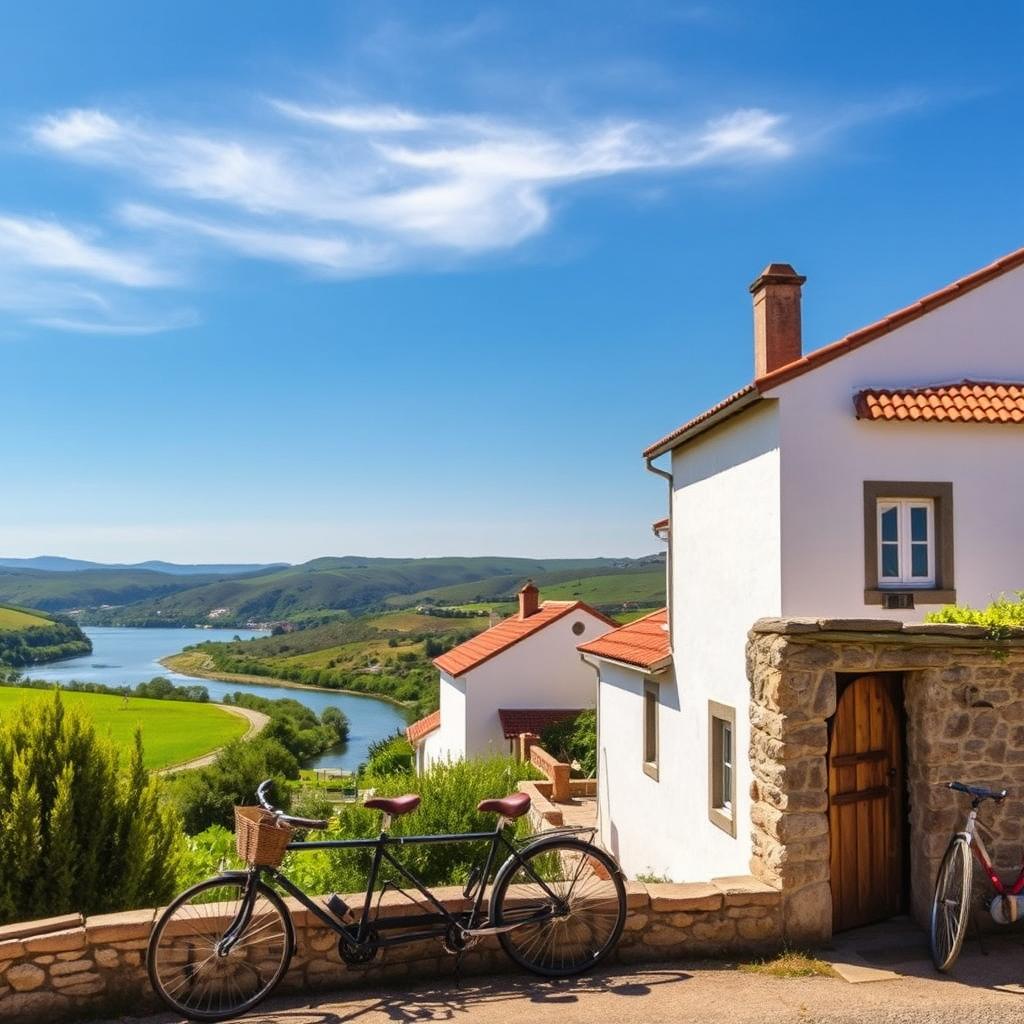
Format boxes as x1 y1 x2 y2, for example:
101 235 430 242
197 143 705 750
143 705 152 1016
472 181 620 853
540 710 596 777
362 732 414 777
168 737 299 834
0 691 180 923
926 592 1024 635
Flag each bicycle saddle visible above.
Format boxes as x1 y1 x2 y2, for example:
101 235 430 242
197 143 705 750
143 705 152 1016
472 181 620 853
477 792 531 819
948 781 1008 801
364 794 421 816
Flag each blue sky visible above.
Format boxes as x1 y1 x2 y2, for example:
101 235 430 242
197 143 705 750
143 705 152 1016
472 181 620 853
1 2 1022 563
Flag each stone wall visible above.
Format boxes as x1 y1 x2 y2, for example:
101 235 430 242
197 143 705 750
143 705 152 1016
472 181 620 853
0 876 781 1022
746 617 1024 941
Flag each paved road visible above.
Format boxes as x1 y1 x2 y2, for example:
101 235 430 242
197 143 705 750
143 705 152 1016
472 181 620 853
156 704 270 774
112 938 1024 1024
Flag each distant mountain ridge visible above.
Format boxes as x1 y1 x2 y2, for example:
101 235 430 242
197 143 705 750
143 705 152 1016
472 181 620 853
0 553 665 627
0 556 288 575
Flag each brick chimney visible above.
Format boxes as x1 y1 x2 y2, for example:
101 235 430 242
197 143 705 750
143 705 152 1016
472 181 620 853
518 580 540 619
750 263 806 378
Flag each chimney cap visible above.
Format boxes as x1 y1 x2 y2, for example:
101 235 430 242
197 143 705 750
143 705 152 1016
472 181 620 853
519 579 538 593
749 263 806 294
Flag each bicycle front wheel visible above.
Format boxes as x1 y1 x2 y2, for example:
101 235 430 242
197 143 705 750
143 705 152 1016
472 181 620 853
930 837 972 971
148 874 294 1022
490 837 626 977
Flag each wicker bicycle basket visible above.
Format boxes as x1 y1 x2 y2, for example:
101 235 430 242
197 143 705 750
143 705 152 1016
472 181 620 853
234 806 293 867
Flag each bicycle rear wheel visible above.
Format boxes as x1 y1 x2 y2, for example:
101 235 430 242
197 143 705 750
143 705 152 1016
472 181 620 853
148 874 293 1022
489 837 626 977
930 837 972 971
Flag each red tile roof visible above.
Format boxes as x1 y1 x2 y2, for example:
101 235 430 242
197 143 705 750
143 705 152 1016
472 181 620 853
651 517 670 532
406 709 440 744
498 708 582 739
855 381 1024 424
433 600 617 678
644 243 1024 458
577 608 671 671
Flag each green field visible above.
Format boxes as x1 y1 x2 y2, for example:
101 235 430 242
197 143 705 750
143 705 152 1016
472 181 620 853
0 688 247 769
0 605 52 630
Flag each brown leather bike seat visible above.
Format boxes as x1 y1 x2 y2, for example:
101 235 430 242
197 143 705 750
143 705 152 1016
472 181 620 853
364 794 421 816
477 792 531 819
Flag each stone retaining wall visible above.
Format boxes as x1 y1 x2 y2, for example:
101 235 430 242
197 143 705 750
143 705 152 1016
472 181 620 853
0 876 781 1022
746 617 1024 940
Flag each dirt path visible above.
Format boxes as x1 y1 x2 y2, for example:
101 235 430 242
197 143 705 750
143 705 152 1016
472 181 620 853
155 704 269 775
102 938 1024 1024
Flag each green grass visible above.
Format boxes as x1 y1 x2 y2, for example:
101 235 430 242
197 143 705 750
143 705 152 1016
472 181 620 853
0 605 53 631
0 687 247 769
739 950 835 978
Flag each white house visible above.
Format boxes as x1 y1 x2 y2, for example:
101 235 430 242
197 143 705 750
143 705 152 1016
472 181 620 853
406 582 615 771
581 247 1024 884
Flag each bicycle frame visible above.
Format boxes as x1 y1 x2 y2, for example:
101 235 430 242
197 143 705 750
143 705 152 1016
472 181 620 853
958 805 1024 897
223 821 595 956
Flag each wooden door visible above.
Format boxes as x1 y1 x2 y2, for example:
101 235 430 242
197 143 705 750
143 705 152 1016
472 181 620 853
828 674 905 932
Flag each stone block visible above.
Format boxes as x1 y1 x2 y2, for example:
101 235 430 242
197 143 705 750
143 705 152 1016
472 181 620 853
0 938 25 962
94 948 119 968
84 908 155 944
0 914 83 944
623 912 648 932
750 618 821 635
712 875 780 907
51 968 102 990
49 958 93 977
52 975 105 997
782 881 832 944
690 918 736 943
647 883 722 913
6 962 45 992
642 925 686 948
624 880 650 909
816 618 903 633
738 914 781 941
23 926 86 954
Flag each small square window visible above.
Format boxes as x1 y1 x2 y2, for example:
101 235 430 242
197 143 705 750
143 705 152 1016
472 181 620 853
708 701 737 837
643 681 659 781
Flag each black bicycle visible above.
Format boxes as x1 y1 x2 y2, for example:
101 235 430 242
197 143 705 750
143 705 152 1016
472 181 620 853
148 780 627 1021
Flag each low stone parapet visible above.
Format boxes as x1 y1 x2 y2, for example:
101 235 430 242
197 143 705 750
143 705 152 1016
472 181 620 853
0 876 781 1021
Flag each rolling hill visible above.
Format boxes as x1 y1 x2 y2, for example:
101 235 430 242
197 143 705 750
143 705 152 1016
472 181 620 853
0 603 92 666
71 555 663 626
0 556 285 575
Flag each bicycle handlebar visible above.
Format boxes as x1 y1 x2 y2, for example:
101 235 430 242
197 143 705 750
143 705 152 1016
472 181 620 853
947 780 1008 802
256 779 329 830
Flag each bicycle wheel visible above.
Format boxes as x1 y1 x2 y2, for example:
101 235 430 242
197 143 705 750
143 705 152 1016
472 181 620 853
148 874 294 1022
489 837 626 977
930 837 972 971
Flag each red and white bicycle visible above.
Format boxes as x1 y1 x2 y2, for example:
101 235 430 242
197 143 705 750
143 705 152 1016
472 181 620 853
930 781 1015 971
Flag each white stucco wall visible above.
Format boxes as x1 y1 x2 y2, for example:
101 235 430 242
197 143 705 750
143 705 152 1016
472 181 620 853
432 670 467 764
594 660 676 878
458 609 609 759
773 263 1024 619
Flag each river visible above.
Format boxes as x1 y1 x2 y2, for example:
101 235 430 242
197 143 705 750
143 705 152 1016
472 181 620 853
24 626 411 771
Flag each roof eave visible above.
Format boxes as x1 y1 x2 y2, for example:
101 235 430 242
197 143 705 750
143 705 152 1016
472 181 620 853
579 651 673 675
643 388 763 459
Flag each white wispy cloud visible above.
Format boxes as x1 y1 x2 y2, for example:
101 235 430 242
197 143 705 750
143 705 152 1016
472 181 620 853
0 212 190 335
32 100 796 268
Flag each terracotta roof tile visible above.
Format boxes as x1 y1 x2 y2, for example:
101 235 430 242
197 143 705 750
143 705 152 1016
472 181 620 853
406 709 440 744
434 600 617 678
577 608 671 671
497 708 582 739
644 243 1024 458
855 381 1024 424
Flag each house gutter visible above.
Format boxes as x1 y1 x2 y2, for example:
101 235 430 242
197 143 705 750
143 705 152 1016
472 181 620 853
644 456 674 649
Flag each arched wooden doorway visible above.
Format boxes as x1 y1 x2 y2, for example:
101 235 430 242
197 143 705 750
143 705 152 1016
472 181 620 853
828 673 906 932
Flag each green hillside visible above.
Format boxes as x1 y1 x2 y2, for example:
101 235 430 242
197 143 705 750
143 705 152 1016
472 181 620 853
76 555 661 627
393 564 665 611
0 567 237 614
0 687 246 769
0 604 92 666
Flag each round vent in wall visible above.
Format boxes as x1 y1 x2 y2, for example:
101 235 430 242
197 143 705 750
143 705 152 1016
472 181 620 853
571 621 585 636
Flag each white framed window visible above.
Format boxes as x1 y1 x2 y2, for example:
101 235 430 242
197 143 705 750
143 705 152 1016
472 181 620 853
708 701 736 837
877 498 935 587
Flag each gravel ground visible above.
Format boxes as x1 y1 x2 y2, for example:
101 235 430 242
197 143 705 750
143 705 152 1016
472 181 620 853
105 936 1024 1024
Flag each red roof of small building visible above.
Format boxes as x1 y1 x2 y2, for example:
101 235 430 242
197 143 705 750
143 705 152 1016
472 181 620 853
577 608 671 671
406 709 441 744
854 381 1024 424
644 243 1024 458
497 708 582 739
652 517 670 532
433 600 617 678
